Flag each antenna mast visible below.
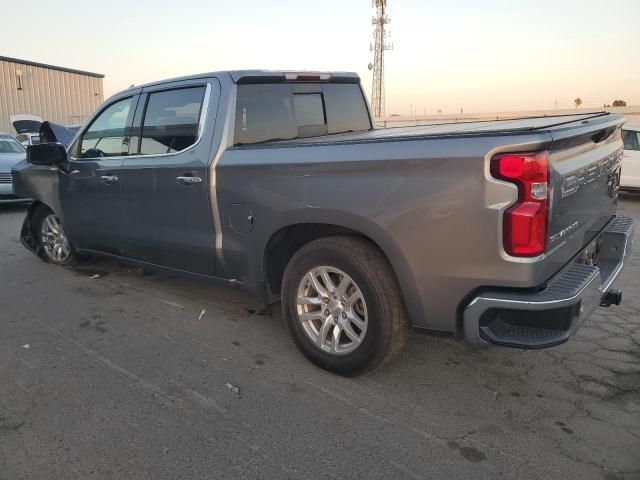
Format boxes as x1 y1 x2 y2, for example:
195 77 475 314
369 0 392 118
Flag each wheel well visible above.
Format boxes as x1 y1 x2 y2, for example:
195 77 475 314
264 223 390 296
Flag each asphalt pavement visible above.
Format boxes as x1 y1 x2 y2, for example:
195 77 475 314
1 197 639 479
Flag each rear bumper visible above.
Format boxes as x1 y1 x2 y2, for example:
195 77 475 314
463 215 634 348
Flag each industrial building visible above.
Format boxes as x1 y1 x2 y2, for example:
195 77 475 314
0 56 104 134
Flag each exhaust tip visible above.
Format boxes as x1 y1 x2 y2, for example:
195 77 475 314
600 288 622 307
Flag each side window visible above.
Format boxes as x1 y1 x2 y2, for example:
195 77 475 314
623 130 640 151
139 86 205 155
80 97 133 158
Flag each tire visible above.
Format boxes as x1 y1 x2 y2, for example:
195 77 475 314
281 235 410 376
31 205 79 266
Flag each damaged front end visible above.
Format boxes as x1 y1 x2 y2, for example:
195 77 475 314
20 202 44 258
11 139 67 260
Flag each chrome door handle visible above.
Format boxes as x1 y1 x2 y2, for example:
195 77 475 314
176 176 202 185
100 175 118 184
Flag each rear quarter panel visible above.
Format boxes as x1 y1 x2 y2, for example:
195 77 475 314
215 131 556 331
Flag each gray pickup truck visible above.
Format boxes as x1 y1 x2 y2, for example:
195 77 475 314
12 70 634 375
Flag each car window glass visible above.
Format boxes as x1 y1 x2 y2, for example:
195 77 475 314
323 84 372 134
139 87 205 155
235 84 297 145
623 130 640 151
234 82 370 145
293 94 325 127
0 138 25 154
81 97 133 158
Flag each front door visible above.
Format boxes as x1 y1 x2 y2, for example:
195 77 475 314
119 80 220 275
60 95 138 255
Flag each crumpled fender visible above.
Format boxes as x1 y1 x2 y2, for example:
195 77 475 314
20 202 44 259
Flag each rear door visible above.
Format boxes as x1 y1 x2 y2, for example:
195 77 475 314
60 94 138 254
621 128 640 188
119 79 220 275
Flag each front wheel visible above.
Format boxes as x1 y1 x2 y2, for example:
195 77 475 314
32 207 78 266
282 236 410 376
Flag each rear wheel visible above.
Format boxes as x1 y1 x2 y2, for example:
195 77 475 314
282 236 410 376
32 206 79 266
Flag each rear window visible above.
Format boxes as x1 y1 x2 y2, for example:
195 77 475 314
234 83 371 145
293 94 325 126
323 84 371 134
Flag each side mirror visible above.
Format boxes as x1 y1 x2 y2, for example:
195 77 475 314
27 142 68 166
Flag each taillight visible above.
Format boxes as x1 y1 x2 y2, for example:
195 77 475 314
491 151 550 257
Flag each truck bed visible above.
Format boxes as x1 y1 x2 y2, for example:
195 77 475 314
247 112 615 147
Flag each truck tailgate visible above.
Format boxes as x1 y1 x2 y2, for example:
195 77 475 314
547 115 624 257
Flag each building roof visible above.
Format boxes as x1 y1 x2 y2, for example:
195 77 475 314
0 56 104 79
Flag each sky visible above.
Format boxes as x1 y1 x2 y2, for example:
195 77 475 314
2 0 639 115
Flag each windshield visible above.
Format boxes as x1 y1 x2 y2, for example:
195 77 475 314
0 138 26 154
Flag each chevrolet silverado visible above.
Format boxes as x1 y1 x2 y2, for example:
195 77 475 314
12 70 634 375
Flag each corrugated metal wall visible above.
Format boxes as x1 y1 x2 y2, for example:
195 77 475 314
0 58 104 134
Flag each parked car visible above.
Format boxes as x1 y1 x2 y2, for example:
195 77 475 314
621 124 640 189
11 114 43 146
11 70 633 375
16 132 41 146
0 133 28 202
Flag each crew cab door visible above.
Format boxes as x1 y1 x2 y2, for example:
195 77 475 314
622 128 640 188
60 94 139 255
119 79 220 275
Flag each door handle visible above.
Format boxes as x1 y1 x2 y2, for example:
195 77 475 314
176 176 202 185
101 175 119 184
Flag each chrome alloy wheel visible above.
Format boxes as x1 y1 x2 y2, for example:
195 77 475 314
296 266 368 355
40 214 71 263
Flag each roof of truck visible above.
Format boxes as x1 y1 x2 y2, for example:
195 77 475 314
121 70 359 93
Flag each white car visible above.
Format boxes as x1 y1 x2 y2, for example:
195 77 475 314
16 132 41 146
622 124 640 189
0 133 28 202
10 114 42 146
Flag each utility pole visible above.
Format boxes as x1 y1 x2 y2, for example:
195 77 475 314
369 0 392 118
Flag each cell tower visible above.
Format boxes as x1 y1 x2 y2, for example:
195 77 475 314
369 0 392 118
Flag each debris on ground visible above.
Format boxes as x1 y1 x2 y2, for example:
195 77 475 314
198 309 206 321
21 344 30 349
89 274 100 279
225 383 240 394
160 300 185 310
